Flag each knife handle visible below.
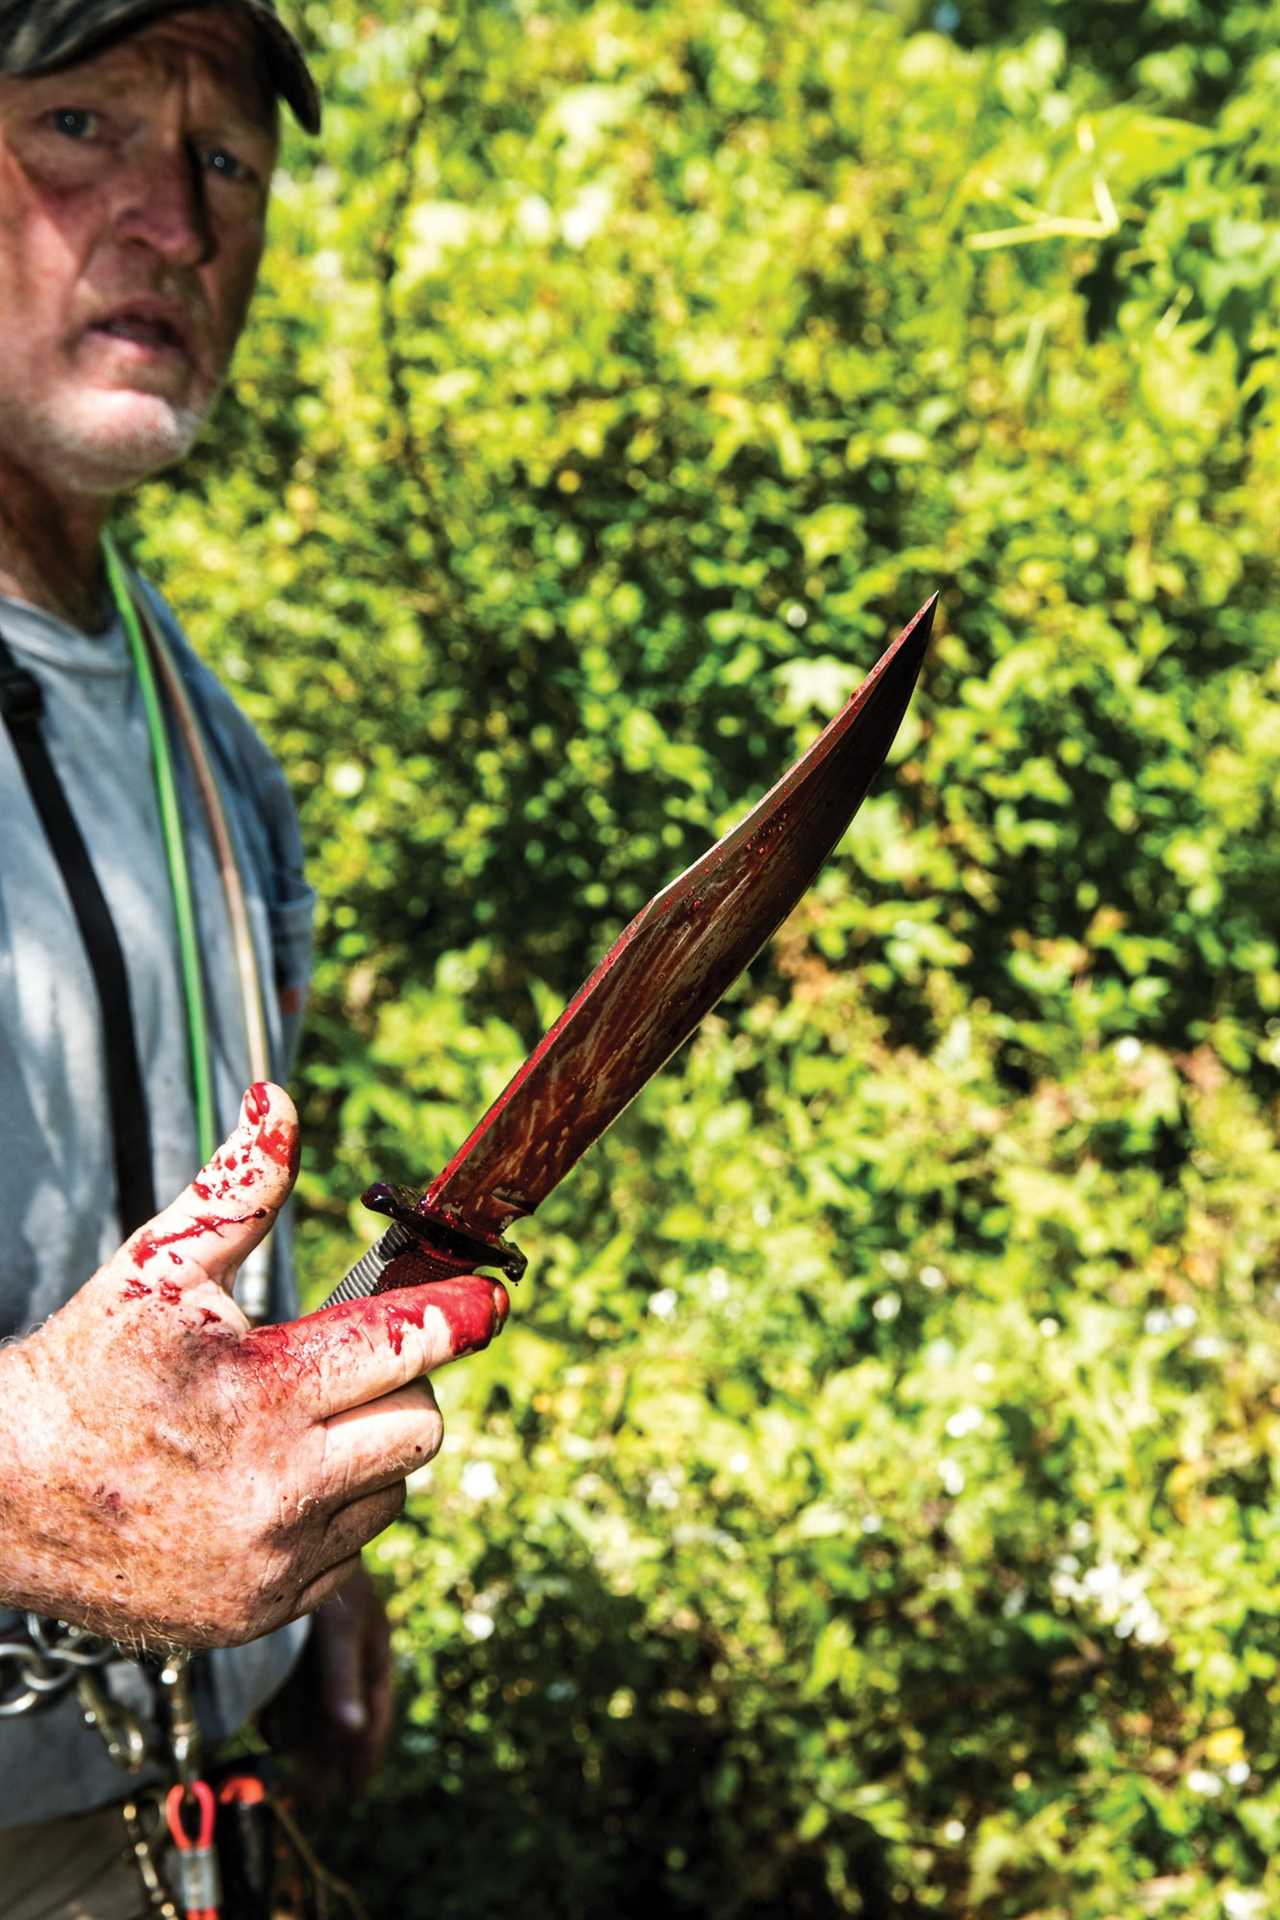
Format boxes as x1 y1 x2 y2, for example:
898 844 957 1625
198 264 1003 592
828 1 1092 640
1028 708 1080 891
322 1222 416 1306
321 1222 479 1307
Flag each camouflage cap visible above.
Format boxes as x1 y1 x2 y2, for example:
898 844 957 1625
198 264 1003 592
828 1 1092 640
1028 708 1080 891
0 1 321 133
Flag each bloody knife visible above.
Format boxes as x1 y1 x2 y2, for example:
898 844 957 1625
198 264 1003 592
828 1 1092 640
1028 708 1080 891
324 594 936 1307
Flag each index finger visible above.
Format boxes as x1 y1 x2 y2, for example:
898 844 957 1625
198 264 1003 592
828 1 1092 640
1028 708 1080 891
237 1276 510 1417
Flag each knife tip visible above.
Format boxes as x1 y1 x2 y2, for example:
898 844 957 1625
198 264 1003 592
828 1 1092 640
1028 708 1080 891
883 591 938 672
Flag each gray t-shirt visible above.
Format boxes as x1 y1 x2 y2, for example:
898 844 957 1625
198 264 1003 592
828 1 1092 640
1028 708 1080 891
0 579 314 1826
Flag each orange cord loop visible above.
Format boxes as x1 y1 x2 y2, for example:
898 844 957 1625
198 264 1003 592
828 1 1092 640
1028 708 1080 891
218 1772 267 1808
164 1779 220 1920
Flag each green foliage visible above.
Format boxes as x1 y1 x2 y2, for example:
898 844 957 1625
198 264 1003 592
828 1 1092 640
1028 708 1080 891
128 0 1280 1910
940 0 1279 115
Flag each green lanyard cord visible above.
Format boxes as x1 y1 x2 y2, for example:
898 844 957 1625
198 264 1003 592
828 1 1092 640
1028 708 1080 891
103 534 217 1167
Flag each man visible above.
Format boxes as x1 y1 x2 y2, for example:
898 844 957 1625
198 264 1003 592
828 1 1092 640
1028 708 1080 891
0 3 506 1909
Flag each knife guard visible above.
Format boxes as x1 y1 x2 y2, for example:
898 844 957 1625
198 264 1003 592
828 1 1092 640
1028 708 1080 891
322 1184 528 1307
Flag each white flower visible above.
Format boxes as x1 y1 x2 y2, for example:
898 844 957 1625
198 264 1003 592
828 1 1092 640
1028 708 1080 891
946 1406 983 1439
1226 1761 1252 1787
562 183 613 248
1126 1604 1165 1646
942 1819 966 1844
1082 1561 1123 1601
939 1458 965 1496
647 1473 680 1510
1116 1036 1142 1065
706 1268 731 1303
873 1291 902 1322
328 760 364 798
1039 1317 1060 1337
649 1288 678 1321
462 1611 495 1641
728 1451 751 1475
1187 1767 1223 1797
919 1264 946 1290
460 1461 500 1502
1171 1303 1198 1329
860 1513 882 1534
1144 1309 1173 1335
1054 1555 1166 1647
515 194 555 242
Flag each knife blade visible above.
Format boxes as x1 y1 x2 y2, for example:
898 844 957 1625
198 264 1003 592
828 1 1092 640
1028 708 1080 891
324 594 935 1306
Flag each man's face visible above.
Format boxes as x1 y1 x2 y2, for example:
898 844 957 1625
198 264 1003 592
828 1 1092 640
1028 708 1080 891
0 6 279 497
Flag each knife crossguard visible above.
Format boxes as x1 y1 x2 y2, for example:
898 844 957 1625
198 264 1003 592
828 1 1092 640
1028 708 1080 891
364 1183 529 1283
321 1184 528 1308
321 595 936 1311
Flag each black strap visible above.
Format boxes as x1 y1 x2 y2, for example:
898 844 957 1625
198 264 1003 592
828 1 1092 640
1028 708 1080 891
0 628 156 1234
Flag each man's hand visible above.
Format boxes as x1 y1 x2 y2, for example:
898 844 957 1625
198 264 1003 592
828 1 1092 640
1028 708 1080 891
0 1085 508 1649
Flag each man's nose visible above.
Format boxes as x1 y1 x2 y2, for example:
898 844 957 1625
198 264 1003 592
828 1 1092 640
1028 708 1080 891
113 146 214 268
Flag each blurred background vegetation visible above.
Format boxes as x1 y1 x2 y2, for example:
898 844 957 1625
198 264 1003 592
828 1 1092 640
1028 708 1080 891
129 0 1279 1910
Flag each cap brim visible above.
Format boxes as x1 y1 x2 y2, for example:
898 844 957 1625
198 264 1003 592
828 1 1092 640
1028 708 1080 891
242 3 321 135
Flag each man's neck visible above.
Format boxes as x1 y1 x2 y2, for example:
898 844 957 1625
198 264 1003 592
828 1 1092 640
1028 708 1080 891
0 459 112 633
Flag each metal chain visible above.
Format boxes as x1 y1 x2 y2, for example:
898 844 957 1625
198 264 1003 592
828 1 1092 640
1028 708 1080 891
0 1613 118 1717
3 1621 346 1916
121 1794 181 1920
1 1617 180 1910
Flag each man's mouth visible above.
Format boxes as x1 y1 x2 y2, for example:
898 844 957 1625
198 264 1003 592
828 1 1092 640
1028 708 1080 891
89 312 191 360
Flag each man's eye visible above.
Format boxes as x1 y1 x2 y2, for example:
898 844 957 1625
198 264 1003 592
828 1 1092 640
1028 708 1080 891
48 108 100 140
203 147 251 183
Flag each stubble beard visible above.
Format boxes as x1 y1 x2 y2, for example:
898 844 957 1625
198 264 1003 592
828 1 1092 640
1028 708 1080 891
3 381 218 497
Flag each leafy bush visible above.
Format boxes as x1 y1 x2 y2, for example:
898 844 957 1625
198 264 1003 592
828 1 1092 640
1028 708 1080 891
129 0 1280 1911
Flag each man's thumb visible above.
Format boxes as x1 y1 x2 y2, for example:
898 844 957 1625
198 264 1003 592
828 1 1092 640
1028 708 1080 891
113 1083 299 1299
